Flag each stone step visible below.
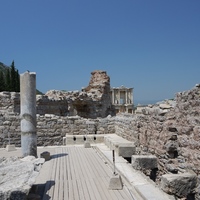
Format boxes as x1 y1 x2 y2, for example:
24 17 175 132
96 143 174 200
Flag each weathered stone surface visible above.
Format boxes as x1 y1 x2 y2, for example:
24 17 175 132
161 172 197 198
40 151 50 161
0 156 44 200
108 174 123 190
118 144 136 157
6 144 16 152
43 70 114 118
131 155 158 170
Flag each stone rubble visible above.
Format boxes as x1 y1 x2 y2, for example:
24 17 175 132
0 156 45 200
161 171 197 198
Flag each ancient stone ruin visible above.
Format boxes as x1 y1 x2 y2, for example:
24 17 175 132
0 69 200 199
39 70 115 118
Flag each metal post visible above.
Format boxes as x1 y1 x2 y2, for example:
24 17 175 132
112 149 116 175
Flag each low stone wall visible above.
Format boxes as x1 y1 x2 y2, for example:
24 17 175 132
114 114 139 145
0 114 115 148
0 92 20 114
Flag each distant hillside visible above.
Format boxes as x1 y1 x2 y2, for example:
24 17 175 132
0 62 43 94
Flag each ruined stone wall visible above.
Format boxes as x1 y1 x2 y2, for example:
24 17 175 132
114 114 139 145
0 113 115 148
0 92 20 114
114 85 200 176
1 84 199 177
0 92 69 116
0 70 115 119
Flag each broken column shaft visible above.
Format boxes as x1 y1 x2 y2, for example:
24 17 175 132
20 71 37 157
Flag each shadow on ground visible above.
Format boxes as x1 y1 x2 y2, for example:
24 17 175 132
29 180 55 200
50 153 68 159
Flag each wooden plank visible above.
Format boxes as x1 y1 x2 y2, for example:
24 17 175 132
75 145 95 200
78 147 119 200
92 146 113 176
72 147 85 180
72 179 80 200
53 148 61 200
63 147 69 200
93 177 111 200
69 147 80 181
80 178 91 200
80 148 102 179
67 147 75 200
66 147 72 181
43 148 58 199
76 147 96 179
68 147 84 200
58 148 64 200
90 177 103 200
89 148 112 177
85 178 97 200
75 147 99 200
76 176 86 200
68 176 74 200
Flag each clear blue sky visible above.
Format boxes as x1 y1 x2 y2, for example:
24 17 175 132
0 0 199 104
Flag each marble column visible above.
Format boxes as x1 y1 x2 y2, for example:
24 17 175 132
112 89 114 104
20 71 37 157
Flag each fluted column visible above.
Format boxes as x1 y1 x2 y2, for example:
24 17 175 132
20 71 37 157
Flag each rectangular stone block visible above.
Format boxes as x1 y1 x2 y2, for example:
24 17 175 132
75 135 84 144
118 144 136 157
66 135 75 145
132 155 158 169
93 135 104 143
161 172 197 198
6 145 16 151
63 137 66 145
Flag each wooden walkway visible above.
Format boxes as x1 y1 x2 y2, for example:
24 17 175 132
42 146 134 200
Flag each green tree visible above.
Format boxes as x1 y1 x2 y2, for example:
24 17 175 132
15 69 20 92
5 68 11 91
10 61 16 91
0 71 5 91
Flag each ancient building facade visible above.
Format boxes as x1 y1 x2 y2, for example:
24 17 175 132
110 85 134 114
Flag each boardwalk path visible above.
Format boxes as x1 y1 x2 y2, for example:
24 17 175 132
41 146 135 200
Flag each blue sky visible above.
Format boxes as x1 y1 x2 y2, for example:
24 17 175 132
0 0 199 104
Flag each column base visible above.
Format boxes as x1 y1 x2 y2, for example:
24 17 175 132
6 145 16 152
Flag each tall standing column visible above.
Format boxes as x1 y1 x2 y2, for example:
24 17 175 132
112 89 115 104
20 71 37 157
